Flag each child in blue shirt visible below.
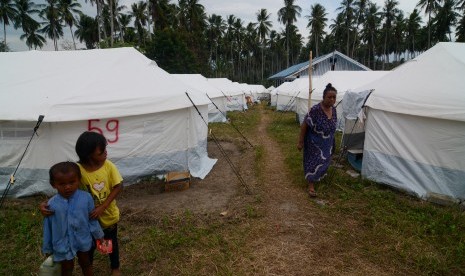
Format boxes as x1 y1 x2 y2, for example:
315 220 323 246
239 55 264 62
42 162 104 276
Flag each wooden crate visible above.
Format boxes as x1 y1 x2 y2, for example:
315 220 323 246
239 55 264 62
164 171 190 192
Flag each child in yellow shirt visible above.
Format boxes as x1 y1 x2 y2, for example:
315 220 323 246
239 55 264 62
75 131 123 276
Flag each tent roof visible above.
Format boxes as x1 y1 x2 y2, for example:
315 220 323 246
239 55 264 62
172 74 223 98
362 42 465 122
207 78 243 96
0 47 208 122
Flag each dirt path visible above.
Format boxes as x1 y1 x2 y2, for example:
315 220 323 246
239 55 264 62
247 107 385 275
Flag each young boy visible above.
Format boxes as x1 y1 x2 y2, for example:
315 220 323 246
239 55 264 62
42 162 104 276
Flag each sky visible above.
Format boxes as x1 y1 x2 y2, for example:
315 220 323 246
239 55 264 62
4 0 421 52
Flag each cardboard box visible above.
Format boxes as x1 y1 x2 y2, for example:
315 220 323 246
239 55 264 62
164 171 190 192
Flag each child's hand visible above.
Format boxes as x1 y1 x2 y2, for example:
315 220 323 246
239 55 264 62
90 205 106 219
39 201 54 216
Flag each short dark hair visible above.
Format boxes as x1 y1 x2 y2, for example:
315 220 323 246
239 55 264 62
75 131 107 164
49 161 81 185
323 83 337 98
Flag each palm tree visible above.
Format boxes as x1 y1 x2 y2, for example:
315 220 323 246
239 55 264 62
13 0 40 34
40 0 63 50
407 9 422 58
277 0 301 68
362 2 381 69
256 8 272 81
392 11 406 62
74 13 98 48
456 11 465 41
20 23 45 49
226 14 235 75
58 0 80 49
178 0 205 33
433 0 458 41
130 1 147 46
382 0 399 69
337 0 355 56
0 0 18 44
417 0 443 48
306 3 327 57
83 0 102 47
207 14 225 70
329 12 345 51
352 0 367 57
117 12 130 42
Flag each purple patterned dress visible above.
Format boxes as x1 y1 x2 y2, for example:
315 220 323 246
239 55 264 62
303 103 337 182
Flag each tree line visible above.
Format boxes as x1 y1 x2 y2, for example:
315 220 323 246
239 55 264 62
1 0 465 85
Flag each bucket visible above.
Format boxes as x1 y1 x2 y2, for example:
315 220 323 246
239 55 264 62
39 255 61 276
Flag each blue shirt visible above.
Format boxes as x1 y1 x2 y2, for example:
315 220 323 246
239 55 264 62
42 189 104 261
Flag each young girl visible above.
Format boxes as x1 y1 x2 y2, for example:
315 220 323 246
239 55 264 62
75 131 123 276
43 162 104 276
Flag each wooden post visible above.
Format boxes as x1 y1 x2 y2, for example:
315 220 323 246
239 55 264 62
308 51 313 111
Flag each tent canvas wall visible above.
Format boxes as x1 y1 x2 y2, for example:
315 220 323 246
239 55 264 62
208 78 247 111
172 74 228 123
359 42 465 199
0 48 216 197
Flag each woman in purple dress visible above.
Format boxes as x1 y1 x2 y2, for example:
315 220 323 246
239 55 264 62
297 83 337 197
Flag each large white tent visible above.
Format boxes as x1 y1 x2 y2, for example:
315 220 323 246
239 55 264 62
172 74 227 123
359 42 465 199
207 78 247 111
0 48 216 197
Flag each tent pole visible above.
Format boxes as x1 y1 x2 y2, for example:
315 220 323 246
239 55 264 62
308 51 313 111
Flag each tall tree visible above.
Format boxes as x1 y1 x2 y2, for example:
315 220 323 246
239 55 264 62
74 13 98 48
352 0 367 56
0 0 18 44
58 0 80 49
117 12 131 42
433 0 458 41
256 8 272 81
178 0 205 33
207 13 225 72
277 0 301 68
456 11 465 41
382 0 399 69
337 0 355 56
361 2 381 69
306 3 327 57
20 23 45 48
407 8 422 58
13 0 40 34
40 0 63 50
130 0 147 46
417 0 443 48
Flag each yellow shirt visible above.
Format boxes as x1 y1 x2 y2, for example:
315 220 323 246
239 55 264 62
78 160 123 228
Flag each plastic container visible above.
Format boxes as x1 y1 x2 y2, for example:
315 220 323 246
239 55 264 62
39 255 61 276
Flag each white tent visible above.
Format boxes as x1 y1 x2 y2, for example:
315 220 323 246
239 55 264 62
0 48 216 197
359 42 465 199
207 78 247 111
172 74 227 123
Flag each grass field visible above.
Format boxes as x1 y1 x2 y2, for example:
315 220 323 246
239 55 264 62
1 103 464 275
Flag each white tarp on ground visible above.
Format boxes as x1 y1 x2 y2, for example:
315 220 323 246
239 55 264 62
358 42 465 199
172 74 228 123
207 78 247 111
0 47 217 197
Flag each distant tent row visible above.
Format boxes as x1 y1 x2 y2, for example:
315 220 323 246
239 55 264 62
0 47 265 197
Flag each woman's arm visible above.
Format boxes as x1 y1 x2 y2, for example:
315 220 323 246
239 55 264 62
90 183 123 219
297 121 307 151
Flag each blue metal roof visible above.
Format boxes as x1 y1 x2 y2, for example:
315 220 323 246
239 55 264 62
268 60 309 79
268 51 371 80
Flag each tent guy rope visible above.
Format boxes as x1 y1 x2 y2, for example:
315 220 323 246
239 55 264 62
0 115 44 209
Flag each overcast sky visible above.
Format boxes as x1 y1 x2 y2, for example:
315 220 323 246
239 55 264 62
4 0 421 51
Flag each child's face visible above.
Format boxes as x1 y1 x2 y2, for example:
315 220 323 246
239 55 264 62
52 171 80 198
90 146 107 164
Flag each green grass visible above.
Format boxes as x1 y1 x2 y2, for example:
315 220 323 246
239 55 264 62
267 110 465 275
2 105 465 275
